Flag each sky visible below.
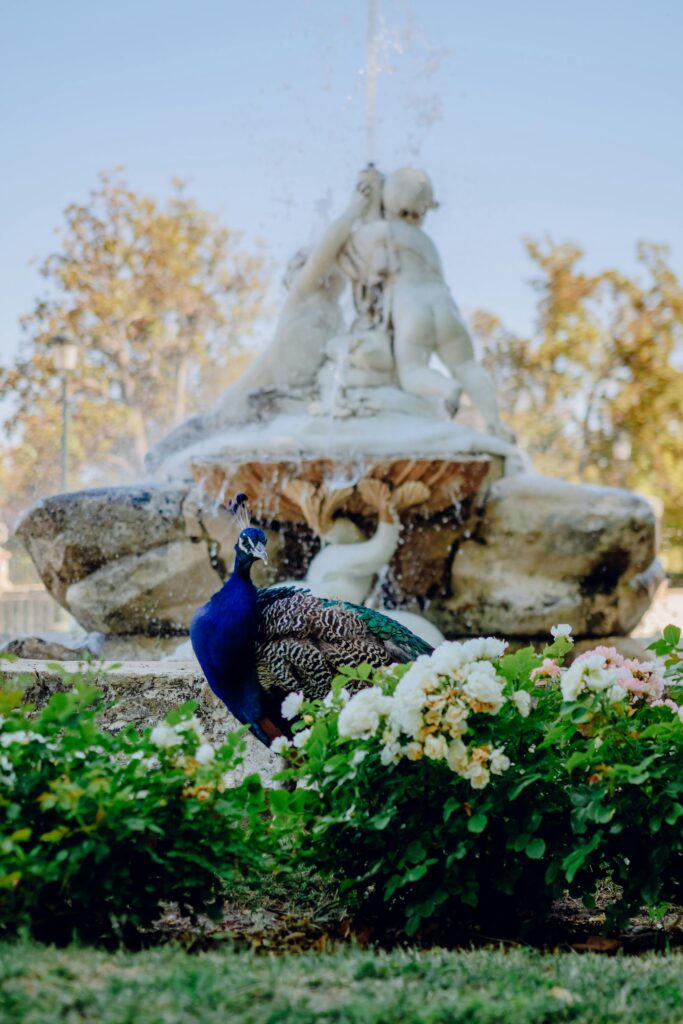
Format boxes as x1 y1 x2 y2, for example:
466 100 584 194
1 0 682 385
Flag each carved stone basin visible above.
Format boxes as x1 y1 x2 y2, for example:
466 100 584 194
186 453 501 523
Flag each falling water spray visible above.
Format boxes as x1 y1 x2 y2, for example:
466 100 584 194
366 0 379 164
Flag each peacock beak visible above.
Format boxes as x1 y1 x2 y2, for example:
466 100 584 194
254 542 268 565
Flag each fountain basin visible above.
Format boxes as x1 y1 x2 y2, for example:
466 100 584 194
12 464 661 644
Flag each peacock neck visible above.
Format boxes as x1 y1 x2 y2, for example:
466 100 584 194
232 551 257 583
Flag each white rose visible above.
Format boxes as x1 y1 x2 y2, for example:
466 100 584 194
338 687 392 739
281 692 305 720
150 723 182 749
397 655 439 693
561 655 618 700
560 662 584 701
390 680 425 738
585 666 618 693
292 728 311 749
580 655 614 691
0 730 44 746
446 739 468 774
490 748 511 775
176 716 205 740
195 742 216 764
512 690 532 718
380 742 401 766
462 671 506 713
551 624 573 638
464 763 491 790
460 637 507 662
429 641 468 675
423 734 448 760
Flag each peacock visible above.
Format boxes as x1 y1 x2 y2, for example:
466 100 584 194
189 495 432 747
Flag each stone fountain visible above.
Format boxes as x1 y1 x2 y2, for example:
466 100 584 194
6 166 662 663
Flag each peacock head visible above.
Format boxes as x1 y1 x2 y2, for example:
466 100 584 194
234 527 268 570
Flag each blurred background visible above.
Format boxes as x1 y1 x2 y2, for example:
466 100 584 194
1 0 681 634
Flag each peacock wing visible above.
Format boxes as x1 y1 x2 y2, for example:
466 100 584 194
340 603 434 661
255 587 432 701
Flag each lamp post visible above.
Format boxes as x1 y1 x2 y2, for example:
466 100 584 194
48 336 79 492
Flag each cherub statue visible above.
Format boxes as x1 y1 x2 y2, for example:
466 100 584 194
147 173 375 468
341 167 513 441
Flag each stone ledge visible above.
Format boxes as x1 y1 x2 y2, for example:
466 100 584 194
0 658 275 781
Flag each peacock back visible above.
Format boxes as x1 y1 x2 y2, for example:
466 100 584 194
255 587 432 701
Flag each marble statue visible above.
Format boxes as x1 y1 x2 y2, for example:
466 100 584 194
147 165 516 471
148 172 378 468
339 167 513 440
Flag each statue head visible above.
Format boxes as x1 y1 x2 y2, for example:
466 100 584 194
283 246 345 298
382 167 437 225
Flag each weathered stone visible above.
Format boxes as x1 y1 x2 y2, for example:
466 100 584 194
64 540 222 635
0 658 275 782
434 474 663 638
14 472 662 644
0 633 90 660
15 486 191 604
0 632 185 661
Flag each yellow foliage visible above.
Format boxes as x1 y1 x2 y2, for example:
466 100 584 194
0 170 267 520
475 239 683 560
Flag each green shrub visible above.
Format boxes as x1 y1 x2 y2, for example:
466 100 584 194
272 627 683 935
0 668 269 946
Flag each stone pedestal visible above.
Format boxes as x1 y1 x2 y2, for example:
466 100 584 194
11 469 662 646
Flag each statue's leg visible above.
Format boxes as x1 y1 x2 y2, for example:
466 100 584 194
394 312 460 406
453 359 515 442
434 307 513 440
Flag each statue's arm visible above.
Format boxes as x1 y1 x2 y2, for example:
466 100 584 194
294 174 376 297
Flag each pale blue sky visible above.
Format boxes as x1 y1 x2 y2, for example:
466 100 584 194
1 0 681 379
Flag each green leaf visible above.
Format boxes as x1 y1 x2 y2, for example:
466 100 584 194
665 803 683 826
40 826 69 843
443 797 460 822
369 810 394 831
467 813 488 834
525 838 546 860
9 828 32 843
507 774 543 800
405 840 426 864
403 862 431 883
562 835 601 883
663 625 681 647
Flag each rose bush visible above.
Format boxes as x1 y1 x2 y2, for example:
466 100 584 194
272 626 683 935
0 666 270 946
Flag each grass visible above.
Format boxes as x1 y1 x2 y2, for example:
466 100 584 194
2 941 683 1024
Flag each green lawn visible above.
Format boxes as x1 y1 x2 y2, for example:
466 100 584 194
2 942 683 1024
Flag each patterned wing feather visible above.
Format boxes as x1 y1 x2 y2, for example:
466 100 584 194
255 587 433 700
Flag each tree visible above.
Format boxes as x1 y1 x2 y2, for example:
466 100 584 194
473 239 683 561
0 170 266 518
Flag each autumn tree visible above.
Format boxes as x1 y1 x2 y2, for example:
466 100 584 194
0 170 266 518
473 239 683 560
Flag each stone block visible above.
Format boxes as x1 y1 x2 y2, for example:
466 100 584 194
64 539 221 635
435 474 663 638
